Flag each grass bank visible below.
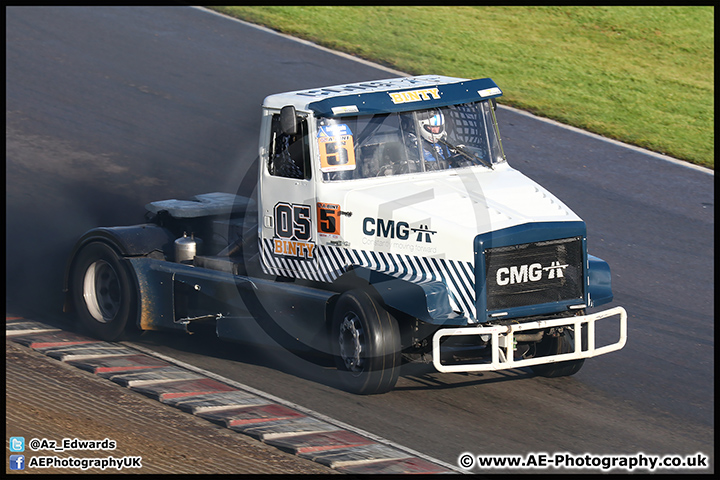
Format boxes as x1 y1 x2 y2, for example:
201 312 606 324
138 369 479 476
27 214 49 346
211 6 714 169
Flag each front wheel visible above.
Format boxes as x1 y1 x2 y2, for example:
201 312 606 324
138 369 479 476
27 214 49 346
70 241 138 341
331 289 401 395
530 326 586 378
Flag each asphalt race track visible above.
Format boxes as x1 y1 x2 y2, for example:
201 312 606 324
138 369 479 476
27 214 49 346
6 7 714 473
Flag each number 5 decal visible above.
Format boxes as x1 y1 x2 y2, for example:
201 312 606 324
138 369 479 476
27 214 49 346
317 203 341 237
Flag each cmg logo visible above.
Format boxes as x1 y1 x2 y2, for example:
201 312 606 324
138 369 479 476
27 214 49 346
496 261 568 286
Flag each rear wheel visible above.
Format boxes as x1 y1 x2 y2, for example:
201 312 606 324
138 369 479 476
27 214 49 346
71 242 137 341
331 289 401 394
530 326 586 378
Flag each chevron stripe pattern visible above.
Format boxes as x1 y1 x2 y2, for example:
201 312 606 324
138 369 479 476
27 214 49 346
260 239 476 318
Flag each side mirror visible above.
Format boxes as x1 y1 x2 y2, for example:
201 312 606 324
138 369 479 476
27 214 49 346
280 105 297 135
491 98 497 111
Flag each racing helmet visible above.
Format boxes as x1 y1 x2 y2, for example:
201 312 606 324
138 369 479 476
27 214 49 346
417 109 446 143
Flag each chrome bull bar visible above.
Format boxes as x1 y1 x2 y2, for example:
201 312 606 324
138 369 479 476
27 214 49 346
432 306 627 373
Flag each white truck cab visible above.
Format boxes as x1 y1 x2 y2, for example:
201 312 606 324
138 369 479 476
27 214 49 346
66 75 626 394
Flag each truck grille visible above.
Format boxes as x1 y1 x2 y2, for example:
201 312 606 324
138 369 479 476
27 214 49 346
484 236 584 311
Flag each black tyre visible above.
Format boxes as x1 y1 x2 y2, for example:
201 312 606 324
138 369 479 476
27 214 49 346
331 289 401 395
70 242 137 341
530 326 586 378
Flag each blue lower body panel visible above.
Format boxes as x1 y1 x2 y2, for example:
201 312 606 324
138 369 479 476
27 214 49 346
126 257 335 354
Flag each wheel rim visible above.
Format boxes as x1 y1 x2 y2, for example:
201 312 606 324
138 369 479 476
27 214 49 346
338 312 365 374
82 260 121 323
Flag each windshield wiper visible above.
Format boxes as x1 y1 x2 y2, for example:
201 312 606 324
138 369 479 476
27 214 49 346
439 139 494 169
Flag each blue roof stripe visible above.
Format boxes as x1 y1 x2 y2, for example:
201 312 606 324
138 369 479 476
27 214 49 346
308 78 502 117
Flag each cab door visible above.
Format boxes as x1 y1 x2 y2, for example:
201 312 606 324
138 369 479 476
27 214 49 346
259 110 319 280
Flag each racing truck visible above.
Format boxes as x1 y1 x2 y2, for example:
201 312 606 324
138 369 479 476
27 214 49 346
63 75 627 394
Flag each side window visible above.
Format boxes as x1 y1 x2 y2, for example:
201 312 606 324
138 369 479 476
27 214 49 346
268 114 311 180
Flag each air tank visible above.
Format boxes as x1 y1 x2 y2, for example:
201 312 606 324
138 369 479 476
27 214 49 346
175 232 202 264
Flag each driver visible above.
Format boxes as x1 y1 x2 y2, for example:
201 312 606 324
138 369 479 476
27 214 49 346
416 109 453 164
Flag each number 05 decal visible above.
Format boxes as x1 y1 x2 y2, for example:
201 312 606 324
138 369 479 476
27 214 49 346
273 202 315 260
317 203 341 237
274 202 311 241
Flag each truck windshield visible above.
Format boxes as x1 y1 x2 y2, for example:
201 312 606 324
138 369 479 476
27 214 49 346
317 100 505 181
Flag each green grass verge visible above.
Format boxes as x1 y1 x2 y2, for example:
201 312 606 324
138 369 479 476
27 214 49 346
210 6 714 169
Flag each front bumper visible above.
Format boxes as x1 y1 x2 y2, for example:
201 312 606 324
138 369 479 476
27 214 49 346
432 306 627 373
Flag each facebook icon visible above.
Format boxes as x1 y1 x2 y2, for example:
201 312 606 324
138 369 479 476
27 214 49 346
10 455 25 470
